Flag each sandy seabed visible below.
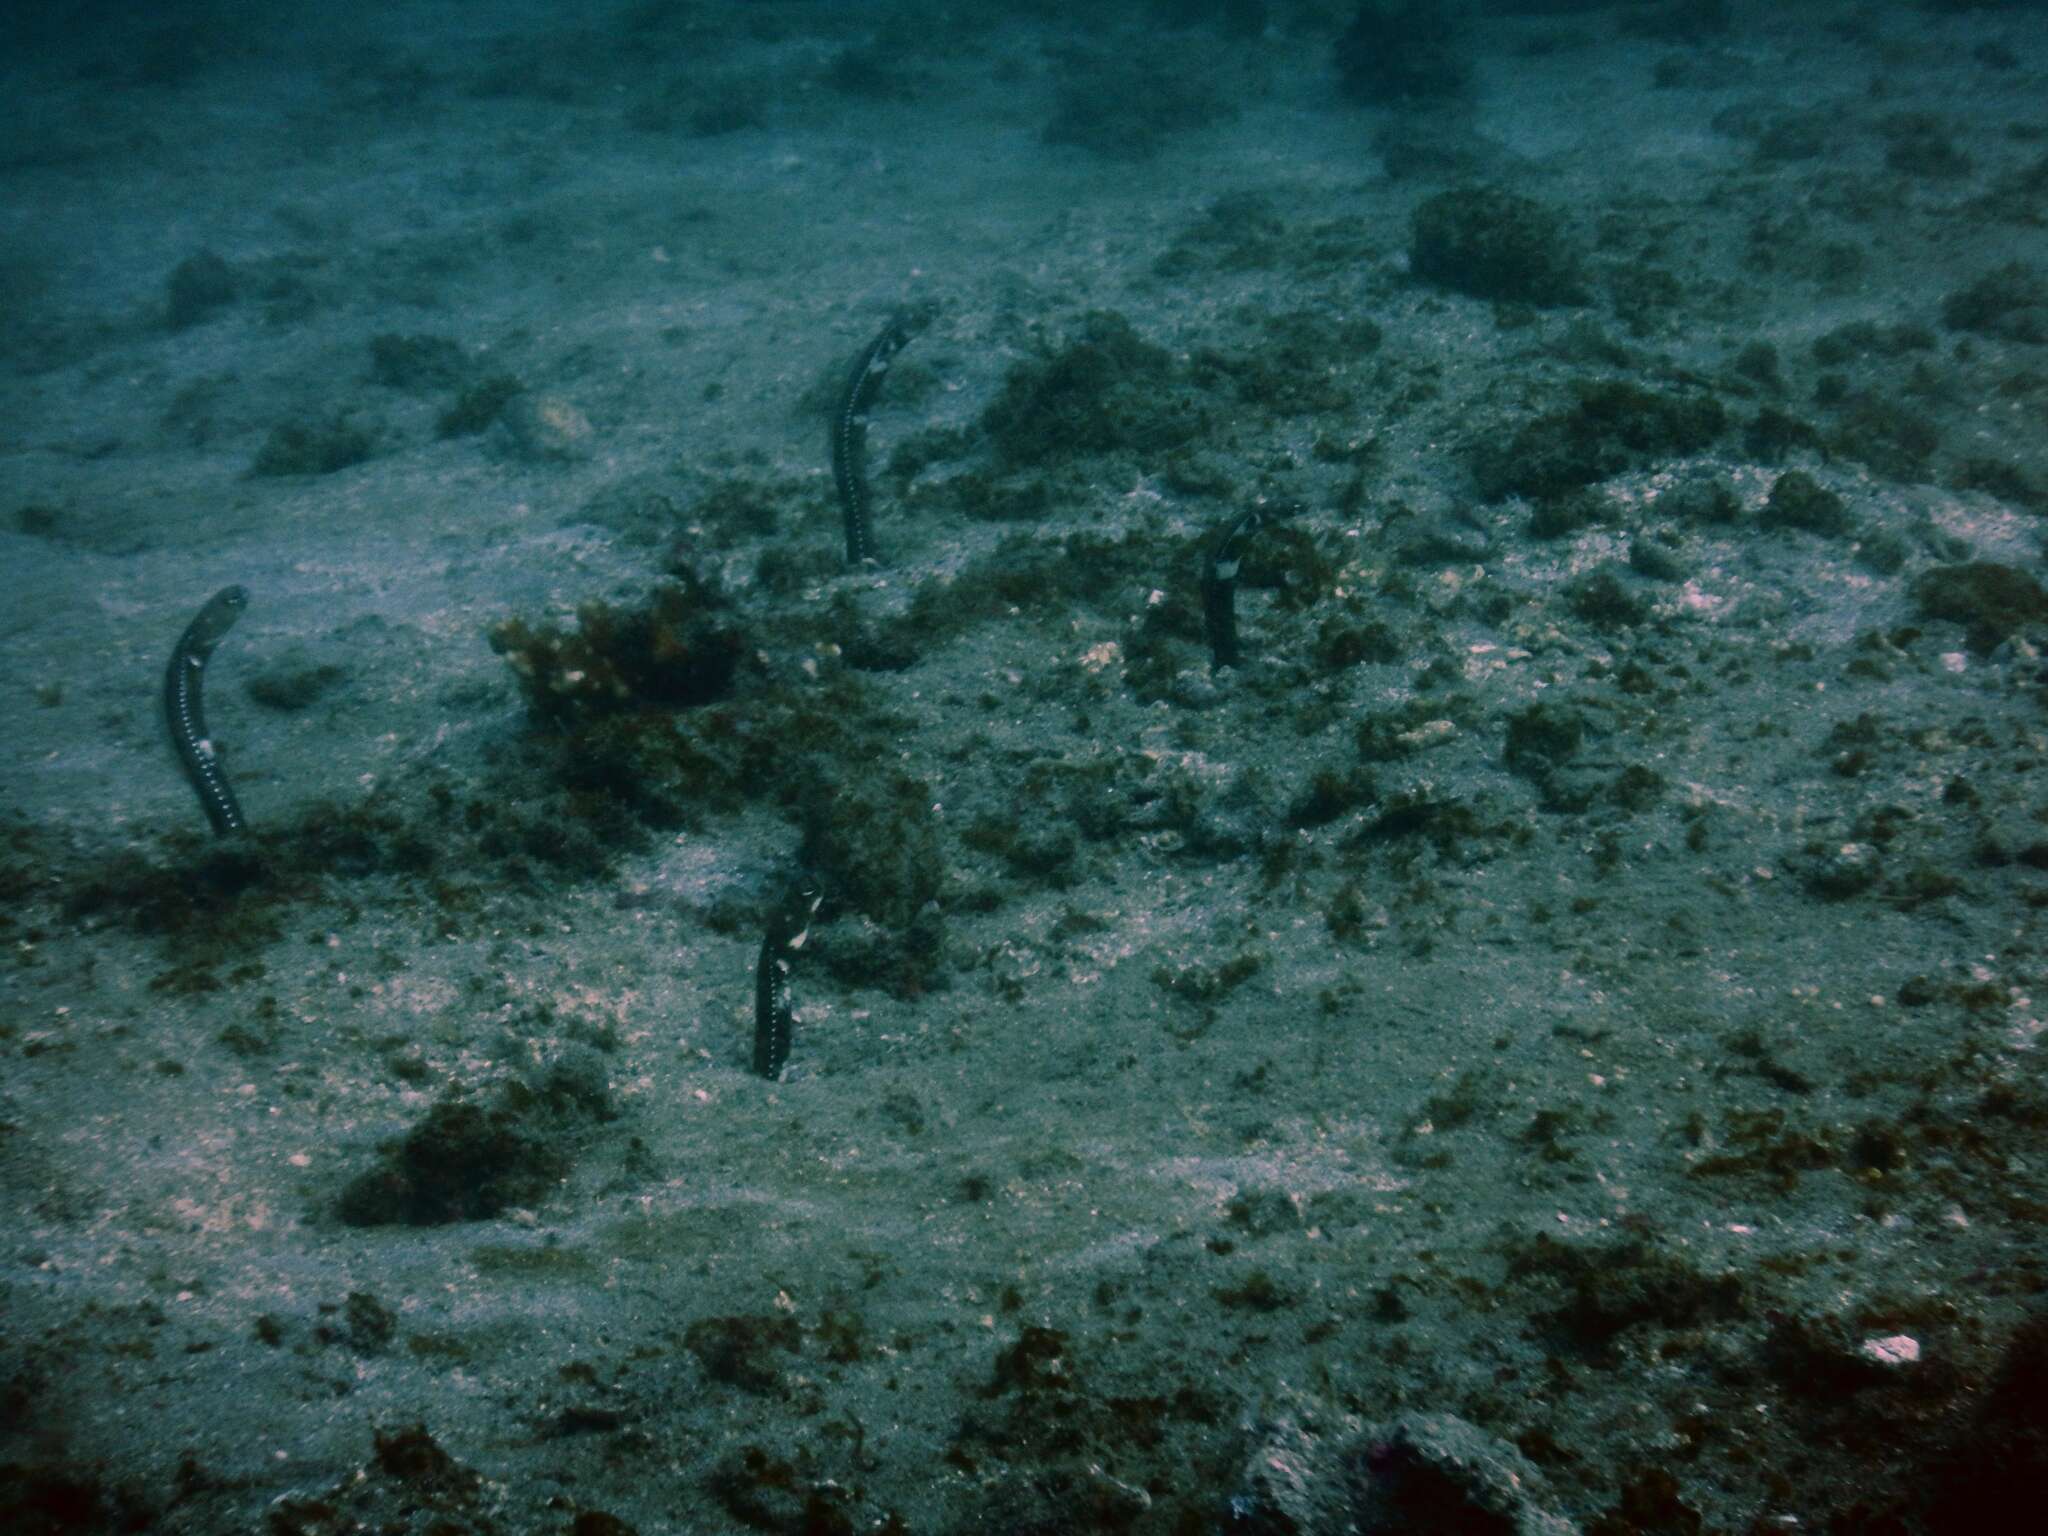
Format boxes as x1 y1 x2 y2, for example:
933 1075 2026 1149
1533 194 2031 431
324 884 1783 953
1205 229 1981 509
3 2 2047 1532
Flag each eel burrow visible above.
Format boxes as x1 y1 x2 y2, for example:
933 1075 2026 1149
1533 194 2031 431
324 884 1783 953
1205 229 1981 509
830 308 928 566
754 875 824 1080
163 584 250 836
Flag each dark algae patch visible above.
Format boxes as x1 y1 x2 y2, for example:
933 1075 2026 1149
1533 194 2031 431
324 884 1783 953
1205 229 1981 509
436 372 524 438
1410 184 1589 308
1758 469 1850 537
800 768 945 998
1475 378 1726 501
1941 262 2048 345
1911 562 2048 653
334 1091 568 1225
487 578 743 724
250 414 374 477
165 249 236 329
337 1062 614 1227
980 311 1205 467
1507 1236 1744 1368
367 332 469 391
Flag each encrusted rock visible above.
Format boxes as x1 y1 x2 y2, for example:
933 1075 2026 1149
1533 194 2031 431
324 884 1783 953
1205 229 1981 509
1343 1412 1579 1536
1225 1408 1578 1536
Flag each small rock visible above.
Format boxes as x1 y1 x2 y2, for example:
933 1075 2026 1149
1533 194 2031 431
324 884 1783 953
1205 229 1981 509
1792 840 1883 900
1862 1334 1920 1366
498 392 595 462
166 249 236 329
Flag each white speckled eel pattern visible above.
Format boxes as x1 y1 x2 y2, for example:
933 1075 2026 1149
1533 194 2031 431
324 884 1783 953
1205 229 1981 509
830 313 920 566
163 584 250 836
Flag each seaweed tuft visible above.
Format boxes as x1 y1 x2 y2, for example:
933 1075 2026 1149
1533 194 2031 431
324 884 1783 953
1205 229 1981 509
799 768 947 997
489 578 744 726
1476 379 1725 501
1411 185 1588 308
981 312 1204 467
336 1092 570 1227
1911 561 2048 654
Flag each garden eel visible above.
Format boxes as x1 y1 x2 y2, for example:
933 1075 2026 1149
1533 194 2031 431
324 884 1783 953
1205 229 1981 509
163 584 250 836
1201 506 1271 671
830 307 929 566
753 874 824 1080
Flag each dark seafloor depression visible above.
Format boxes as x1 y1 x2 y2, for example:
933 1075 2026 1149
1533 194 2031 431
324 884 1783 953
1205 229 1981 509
3 2 2048 1532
